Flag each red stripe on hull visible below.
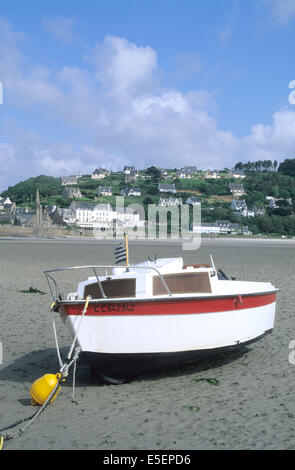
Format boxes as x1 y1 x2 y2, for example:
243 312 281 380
59 292 276 317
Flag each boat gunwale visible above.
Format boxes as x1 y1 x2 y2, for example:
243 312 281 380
54 288 278 306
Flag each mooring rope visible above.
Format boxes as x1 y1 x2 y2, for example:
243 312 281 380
0 296 90 449
0 376 62 445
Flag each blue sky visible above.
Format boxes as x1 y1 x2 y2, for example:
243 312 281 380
1 0 295 191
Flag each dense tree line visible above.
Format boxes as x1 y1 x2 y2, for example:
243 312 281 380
277 158 295 177
247 214 295 236
1 175 62 204
234 160 278 172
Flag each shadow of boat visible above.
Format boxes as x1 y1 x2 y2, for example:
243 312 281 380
0 344 251 388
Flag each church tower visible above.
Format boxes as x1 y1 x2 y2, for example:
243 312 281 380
35 188 42 226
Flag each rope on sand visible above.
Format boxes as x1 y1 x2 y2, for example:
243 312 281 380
0 296 90 449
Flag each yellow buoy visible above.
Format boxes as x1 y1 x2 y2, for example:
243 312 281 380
30 373 62 406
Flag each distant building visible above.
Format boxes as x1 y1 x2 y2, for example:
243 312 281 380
193 223 220 234
14 208 35 226
230 199 248 216
193 220 251 235
53 200 144 231
3 197 13 212
47 206 67 226
62 187 83 199
268 197 292 209
121 187 141 197
229 183 245 196
61 176 79 185
91 168 110 180
98 186 112 196
215 220 231 233
184 166 197 173
158 197 182 207
158 183 177 194
124 166 136 175
227 170 246 179
125 168 138 183
159 168 168 178
205 170 221 179
14 189 51 227
230 199 258 217
253 206 266 216
176 169 192 179
246 209 255 217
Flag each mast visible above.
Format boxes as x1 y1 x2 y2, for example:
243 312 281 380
124 232 129 266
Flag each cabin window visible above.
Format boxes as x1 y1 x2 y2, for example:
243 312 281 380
153 272 211 295
84 278 136 299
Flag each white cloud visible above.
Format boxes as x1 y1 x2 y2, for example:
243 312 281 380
90 35 158 98
265 0 295 25
0 142 17 190
242 108 295 160
1 22 295 192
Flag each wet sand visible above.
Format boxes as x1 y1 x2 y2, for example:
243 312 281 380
0 238 295 450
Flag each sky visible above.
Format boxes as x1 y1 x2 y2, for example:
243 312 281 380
1 0 295 191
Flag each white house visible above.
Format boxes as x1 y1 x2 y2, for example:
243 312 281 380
158 197 182 207
91 168 109 180
228 170 246 179
229 183 245 196
193 223 220 234
253 206 266 216
230 199 248 216
61 176 79 185
193 220 251 235
176 169 192 179
59 200 144 231
62 187 83 199
123 166 136 175
158 183 177 194
121 187 141 197
98 186 112 196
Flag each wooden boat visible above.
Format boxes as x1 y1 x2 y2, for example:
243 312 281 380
45 240 277 383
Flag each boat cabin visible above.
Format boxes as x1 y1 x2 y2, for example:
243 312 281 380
73 258 213 300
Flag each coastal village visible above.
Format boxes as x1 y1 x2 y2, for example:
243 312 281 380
1 159 295 237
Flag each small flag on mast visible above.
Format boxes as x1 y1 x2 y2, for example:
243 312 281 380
115 240 127 264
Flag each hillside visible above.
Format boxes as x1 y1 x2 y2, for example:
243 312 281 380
2 158 295 236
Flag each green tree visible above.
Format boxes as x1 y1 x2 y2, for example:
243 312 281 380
145 166 162 182
278 158 295 177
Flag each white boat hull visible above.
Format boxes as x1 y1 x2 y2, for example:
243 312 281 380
64 301 275 354
58 292 276 380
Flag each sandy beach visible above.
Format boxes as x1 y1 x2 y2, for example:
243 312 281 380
0 237 295 450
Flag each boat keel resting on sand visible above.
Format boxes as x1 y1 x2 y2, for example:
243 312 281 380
45 246 278 383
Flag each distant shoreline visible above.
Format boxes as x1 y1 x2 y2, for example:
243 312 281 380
1 234 295 245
